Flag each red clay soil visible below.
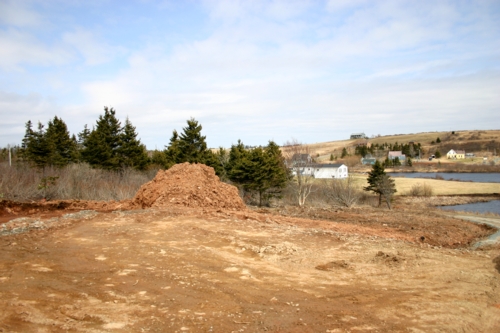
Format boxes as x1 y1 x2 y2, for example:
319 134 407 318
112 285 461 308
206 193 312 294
129 163 246 210
1 163 500 332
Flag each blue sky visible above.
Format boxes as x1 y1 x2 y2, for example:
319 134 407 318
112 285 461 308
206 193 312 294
1 0 499 149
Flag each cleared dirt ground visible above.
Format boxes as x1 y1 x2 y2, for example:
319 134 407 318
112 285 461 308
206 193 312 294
1 205 499 333
1 164 499 332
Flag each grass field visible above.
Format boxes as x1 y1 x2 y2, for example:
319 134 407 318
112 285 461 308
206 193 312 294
350 174 500 196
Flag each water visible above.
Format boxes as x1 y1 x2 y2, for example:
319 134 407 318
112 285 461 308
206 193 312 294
388 172 500 183
440 200 500 215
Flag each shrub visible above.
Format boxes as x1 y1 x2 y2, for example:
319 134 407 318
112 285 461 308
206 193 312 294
408 183 434 197
0 162 156 201
322 176 362 208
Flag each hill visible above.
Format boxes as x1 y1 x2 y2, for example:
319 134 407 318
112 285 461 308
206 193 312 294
301 129 500 164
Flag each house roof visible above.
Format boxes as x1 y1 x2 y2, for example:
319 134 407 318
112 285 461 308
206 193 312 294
309 163 345 169
388 151 404 157
456 150 465 154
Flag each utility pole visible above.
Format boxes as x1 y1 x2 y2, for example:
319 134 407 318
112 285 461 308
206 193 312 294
8 144 12 167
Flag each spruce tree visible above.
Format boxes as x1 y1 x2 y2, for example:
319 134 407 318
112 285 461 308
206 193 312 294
45 116 78 167
81 107 122 170
226 140 248 177
229 141 290 206
177 118 208 163
151 149 169 168
364 160 386 206
22 121 52 168
164 130 181 168
118 117 149 170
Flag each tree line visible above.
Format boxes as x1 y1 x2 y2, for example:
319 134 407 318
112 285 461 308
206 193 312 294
18 107 291 206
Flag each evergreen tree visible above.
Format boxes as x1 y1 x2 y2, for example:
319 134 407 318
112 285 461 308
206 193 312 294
229 141 290 206
435 150 442 159
21 121 52 168
164 130 181 168
226 140 248 177
436 137 441 143
383 157 392 168
407 157 413 167
364 160 386 206
20 120 35 161
81 107 122 170
393 156 401 166
341 147 348 158
151 149 169 168
45 116 78 167
118 117 149 170
77 124 91 150
176 118 209 163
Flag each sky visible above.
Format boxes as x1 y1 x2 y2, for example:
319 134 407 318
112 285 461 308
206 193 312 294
1 0 499 149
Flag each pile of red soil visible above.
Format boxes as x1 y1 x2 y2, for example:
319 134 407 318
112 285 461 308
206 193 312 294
130 163 246 210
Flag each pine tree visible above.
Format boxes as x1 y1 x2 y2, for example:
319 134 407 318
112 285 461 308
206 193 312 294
364 160 386 206
229 141 290 206
177 118 208 163
45 116 78 167
341 147 348 158
81 107 122 170
151 149 168 168
118 117 149 170
226 140 248 177
164 130 181 168
22 121 52 168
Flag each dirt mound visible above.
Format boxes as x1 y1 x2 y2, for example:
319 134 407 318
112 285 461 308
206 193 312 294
130 163 246 210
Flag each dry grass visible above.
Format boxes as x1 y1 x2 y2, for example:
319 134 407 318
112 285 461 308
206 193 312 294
391 177 500 195
290 129 500 164
0 162 157 201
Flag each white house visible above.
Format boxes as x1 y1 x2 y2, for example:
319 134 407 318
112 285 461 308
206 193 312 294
302 163 348 179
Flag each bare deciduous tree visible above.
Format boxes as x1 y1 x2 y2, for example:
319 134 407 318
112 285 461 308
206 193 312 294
282 139 316 207
323 175 361 208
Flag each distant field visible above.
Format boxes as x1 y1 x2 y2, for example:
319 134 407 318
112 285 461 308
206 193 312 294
351 174 500 196
296 129 500 163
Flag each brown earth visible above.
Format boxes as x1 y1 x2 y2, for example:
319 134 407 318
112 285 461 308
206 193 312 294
1 163 500 332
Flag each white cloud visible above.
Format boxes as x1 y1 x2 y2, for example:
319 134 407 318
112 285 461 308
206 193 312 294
0 0 43 27
0 28 72 71
62 28 126 66
0 0 499 149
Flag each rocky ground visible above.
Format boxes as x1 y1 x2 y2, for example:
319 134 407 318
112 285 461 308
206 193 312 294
1 163 499 332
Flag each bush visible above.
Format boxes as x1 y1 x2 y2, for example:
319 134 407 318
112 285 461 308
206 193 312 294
408 183 434 197
322 176 362 207
0 162 156 201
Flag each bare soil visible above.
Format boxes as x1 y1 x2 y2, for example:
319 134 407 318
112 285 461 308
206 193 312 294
1 163 500 332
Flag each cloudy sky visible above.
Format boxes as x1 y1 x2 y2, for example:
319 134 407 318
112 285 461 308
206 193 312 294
1 0 499 149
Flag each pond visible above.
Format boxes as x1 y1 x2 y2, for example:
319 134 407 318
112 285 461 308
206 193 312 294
388 172 500 183
439 200 500 215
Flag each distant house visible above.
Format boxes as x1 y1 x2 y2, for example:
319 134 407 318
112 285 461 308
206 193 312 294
302 163 348 179
350 133 366 140
447 149 465 159
465 153 475 158
388 151 406 161
361 156 377 165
